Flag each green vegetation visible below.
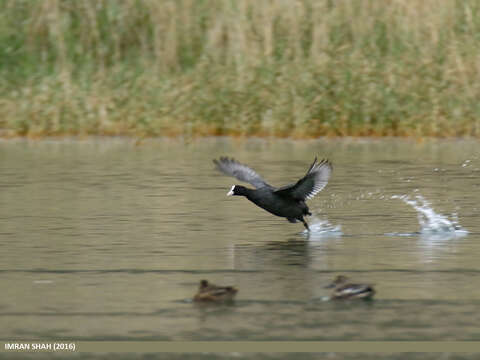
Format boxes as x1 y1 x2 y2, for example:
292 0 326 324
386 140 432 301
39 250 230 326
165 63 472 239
1 0 480 138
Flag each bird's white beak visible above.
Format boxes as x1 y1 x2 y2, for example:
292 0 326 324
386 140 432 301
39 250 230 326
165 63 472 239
227 185 235 196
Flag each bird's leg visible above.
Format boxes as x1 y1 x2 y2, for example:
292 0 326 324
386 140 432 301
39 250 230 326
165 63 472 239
301 218 310 231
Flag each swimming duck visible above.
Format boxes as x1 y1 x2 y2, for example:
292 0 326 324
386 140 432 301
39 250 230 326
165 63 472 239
213 156 332 231
193 280 238 303
325 275 375 300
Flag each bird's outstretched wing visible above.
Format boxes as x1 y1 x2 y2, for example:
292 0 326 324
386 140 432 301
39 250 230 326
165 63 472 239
274 157 332 200
213 157 272 189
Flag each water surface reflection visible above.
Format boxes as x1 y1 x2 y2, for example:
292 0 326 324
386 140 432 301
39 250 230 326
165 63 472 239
0 137 479 341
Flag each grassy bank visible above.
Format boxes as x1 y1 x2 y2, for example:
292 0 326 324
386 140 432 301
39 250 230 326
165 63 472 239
1 0 480 138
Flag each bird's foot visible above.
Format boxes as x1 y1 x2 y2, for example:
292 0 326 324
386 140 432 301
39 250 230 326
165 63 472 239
301 219 310 231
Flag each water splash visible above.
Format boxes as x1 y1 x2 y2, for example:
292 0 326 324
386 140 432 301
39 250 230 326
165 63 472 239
391 194 468 239
302 217 342 238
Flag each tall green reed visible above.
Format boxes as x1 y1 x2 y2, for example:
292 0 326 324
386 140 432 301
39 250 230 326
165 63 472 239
1 0 480 137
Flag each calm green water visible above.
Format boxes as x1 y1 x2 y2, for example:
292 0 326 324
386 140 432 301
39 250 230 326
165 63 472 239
1 137 480 346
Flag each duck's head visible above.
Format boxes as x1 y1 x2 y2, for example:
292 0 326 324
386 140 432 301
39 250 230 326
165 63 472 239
227 185 248 196
325 275 348 288
199 280 210 289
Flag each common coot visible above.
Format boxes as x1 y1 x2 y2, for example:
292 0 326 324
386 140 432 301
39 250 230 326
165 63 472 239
213 156 332 231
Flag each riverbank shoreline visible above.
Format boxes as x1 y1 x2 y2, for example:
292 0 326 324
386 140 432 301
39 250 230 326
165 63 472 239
1 133 477 144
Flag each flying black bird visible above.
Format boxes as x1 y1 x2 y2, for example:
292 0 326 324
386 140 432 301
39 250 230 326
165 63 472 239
213 156 332 231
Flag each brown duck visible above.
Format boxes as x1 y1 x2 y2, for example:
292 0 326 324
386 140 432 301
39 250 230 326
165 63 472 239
326 275 375 300
193 280 238 303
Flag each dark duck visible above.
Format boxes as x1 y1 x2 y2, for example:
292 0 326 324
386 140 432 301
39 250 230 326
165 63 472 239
193 280 238 303
213 156 332 231
325 275 376 300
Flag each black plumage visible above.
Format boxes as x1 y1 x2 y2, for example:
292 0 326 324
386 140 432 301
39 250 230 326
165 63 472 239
213 156 332 231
